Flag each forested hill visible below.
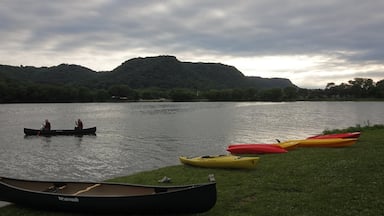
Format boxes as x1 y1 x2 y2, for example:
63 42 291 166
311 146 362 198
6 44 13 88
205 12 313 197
0 64 97 86
0 55 295 90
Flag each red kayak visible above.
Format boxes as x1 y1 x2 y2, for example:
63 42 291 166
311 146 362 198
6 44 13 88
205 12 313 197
307 132 361 139
227 144 287 154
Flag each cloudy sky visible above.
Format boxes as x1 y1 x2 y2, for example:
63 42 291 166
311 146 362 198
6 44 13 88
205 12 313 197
1 0 383 88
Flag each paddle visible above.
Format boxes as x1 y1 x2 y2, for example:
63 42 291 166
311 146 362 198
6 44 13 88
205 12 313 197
37 122 45 136
73 184 101 195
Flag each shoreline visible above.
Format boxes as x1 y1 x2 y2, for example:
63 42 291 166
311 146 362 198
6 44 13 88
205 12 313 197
1 126 383 215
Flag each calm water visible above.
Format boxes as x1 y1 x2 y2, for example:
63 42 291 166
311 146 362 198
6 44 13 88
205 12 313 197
0 101 383 181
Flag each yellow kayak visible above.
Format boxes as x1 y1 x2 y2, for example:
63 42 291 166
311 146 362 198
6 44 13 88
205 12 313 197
287 138 358 147
179 155 259 169
276 141 299 150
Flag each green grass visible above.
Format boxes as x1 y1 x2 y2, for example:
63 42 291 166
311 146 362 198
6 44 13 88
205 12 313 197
2 127 384 215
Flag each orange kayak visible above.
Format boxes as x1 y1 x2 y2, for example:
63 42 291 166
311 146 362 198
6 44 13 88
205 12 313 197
306 132 360 139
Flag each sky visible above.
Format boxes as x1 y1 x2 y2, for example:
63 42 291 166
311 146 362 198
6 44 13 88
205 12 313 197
1 0 384 88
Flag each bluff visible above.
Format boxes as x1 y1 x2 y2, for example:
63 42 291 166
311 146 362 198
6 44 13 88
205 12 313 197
0 55 296 90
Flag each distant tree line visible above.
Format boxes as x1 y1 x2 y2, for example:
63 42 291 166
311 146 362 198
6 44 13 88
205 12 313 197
324 78 384 99
0 77 383 103
161 78 384 101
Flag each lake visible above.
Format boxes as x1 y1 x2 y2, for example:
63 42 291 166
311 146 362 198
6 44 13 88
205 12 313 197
0 101 383 181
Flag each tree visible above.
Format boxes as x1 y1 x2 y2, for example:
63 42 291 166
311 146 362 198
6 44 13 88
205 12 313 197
325 82 336 89
94 89 110 101
348 78 374 98
0 80 7 102
138 88 168 100
244 88 258 100
375 79 384 98
283 86 298 100
108 85 138 100
169 89 195 101
259 88 283 101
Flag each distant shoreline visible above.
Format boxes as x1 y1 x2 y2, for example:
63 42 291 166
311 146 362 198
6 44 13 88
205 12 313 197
1 98 384 105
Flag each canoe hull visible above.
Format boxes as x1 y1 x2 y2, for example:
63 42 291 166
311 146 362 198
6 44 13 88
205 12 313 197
0 177 216 214
24 127 96 136
179 155 259 169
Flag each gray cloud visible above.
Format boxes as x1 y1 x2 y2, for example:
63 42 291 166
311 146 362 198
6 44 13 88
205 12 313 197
0 0 383 88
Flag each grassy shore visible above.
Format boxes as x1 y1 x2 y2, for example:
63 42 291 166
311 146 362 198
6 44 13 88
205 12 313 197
1 126 383 215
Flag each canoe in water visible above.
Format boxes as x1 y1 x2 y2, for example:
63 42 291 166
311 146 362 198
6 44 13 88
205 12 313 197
179 155 259 169
0 176 216 214
24 127 96 136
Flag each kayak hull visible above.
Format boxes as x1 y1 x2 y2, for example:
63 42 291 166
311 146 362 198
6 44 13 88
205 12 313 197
179 155 259 169
276 141 299 150
294 138 358 147
227 144 288 154
307 132 361 139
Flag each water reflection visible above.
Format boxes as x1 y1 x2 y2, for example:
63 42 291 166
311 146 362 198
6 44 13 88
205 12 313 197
24 135 52 144
41 137 52 146
1 102 383 181
23 135 96 145
74 136 83 146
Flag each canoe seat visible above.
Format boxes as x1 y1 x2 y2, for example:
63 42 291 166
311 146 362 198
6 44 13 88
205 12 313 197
44 183 67 193
73 184 101 195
